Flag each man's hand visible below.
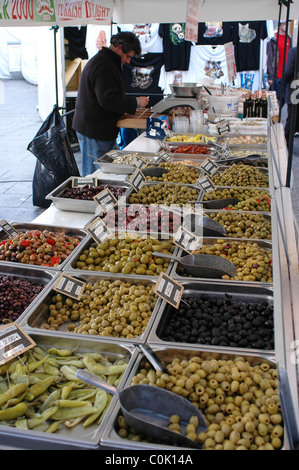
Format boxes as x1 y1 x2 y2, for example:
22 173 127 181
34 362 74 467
137 96 150 108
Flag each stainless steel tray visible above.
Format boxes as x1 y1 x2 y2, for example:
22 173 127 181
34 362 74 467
147 280 274 354
101 345 282 450
63 232 179 280
199 185 272 210
202 209 272 241
170 237 273 285
217 134 268 148
96 151 163 175
0 331 137 450
45 176 133 213
126 181 202 206
0 264 59 325
159 141 218 155
211 166 269 190
21 273 163 345
0 222 88 271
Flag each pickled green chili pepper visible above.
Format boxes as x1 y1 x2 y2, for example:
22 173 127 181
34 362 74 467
82 356 127 376
0 383 28 406
25 376 55 401
51 403 96 420
0 402 27 420
83 390 108 428
27 406 59 429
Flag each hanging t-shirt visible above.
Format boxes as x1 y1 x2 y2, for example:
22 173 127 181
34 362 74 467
158 23 192 72
190 45 229 85
196 22 234 46
232 21 268 72
64 26 88 61
123 53 164 107
118 23 163 53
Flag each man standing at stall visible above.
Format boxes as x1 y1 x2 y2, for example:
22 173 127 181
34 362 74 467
73 31 149 176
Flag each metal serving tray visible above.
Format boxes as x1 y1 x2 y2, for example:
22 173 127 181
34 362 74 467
101 345 282 450
0 264 59 325
147 280 274 355
169 237 273 286
159 140 218 156
0 331 137 450
202 209 272 241
211 166 269 189
217 134 268 148
96 151 163 175
199 185 272 209
21 273 163 345
0 222 88 272
45 176 133 213
126 181 202 206
63 232 179 280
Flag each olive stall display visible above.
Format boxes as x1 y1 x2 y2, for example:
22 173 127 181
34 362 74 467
205 211 272 240
73 235 176 276
0 275 44 324
101 205 182 234
165 133 217 143
41 278 158 339
219 135 268 145
128 183 200 207
175 239 272 283
203 187 271 212
210 164 269 188
145 162 201 184
122 353 283 450
169 145 212 155
60 183 127 200
155 293 274 350
0 229 82 267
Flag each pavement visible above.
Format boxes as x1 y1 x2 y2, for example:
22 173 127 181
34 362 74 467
0 79 299 228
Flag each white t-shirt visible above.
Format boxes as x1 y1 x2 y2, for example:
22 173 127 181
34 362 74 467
118 23 163 53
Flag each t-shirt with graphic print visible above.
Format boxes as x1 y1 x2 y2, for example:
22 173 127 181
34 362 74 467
196 22 234 46
232 21 268 72
158 23 192 72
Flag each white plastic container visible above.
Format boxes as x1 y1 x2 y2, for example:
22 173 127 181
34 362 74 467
208 94 240 120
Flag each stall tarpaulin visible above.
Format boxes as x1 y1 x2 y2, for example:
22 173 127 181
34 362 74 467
0 0 114 26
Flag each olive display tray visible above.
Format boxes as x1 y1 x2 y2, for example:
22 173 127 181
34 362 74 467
0 222 88 272
147 280 274 355
20 272 163 345
96 150 163 175
169 237 273 286
200 185 273 205
100 346 281 451
211 167 269 190
125 181 202 206
0 263 59 326
0 331 137 450
217 134 268 149
63 232 179 280
158 141 218 158
45 176 134 213
202 209 272 242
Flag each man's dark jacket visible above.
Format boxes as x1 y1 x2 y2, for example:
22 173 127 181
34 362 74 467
73 47 137 141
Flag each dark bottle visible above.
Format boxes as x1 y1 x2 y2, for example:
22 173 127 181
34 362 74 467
261 90 268 118
243 92 254 118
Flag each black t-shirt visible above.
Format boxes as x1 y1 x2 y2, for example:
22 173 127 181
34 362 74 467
64 26 88 61
232 21 268 72
123 53 164 107
196 22 234 46
158 23 192 72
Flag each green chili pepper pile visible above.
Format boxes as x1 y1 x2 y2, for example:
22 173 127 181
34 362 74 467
0 343 128 433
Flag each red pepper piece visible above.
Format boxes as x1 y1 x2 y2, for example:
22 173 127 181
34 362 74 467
21 240 30 247
47 238 55 246
50 256 61 266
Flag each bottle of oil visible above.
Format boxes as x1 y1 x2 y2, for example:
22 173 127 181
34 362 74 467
243 92 254 118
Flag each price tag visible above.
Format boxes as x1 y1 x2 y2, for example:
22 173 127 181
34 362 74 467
71 177 97 188
53 273 86 300
85 217 112 244
158 140 171 150
106 150 123 159
130 169 146 192
93 188 118 213
131 154 148 169
153 272 184 309
200 158 219 177
222 143 230 158
0 323 36 366
159 150 173 162
216 120 231 136
173 225 202 254
196 176 215 193
0 220 19 238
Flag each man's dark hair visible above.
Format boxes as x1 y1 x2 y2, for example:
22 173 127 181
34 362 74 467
110 31 142 56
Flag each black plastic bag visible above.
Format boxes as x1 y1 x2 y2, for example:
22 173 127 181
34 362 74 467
27 105 80 208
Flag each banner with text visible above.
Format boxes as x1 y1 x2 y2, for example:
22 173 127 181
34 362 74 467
185 0 199 42
0 0 113 26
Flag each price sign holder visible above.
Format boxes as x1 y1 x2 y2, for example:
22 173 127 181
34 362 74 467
106 150 123 159
196 175 215 193
173 225 203 254
0 219 19 238
129 169 146 192
85 217 112 244
71 177 97 188
216 120 231 136
130 154 149 169
53 273 86 300
154 272 184 309
200 158 219 177
0 323 36 366
93 188 118 213
158 150 173 162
